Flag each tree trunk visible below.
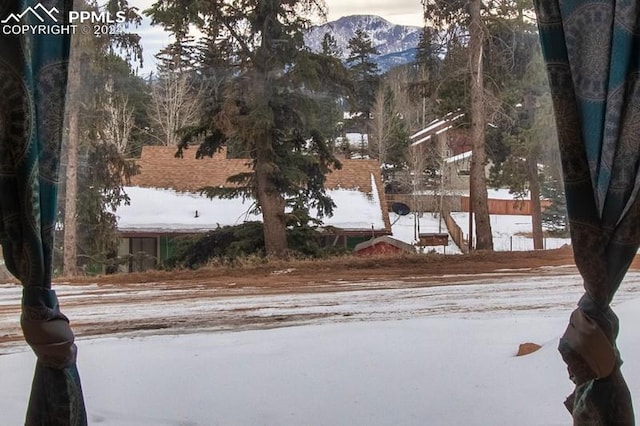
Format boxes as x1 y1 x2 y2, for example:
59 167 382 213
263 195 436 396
528 156 544 249
255 133 288 259
252 29 289 259
468 0 493 250
256 166 288 258
63 33 81 276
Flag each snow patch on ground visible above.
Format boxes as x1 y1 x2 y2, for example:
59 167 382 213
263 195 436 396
391 212 570 253
2 273 640 425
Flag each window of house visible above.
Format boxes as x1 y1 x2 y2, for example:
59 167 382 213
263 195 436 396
129 237 157 272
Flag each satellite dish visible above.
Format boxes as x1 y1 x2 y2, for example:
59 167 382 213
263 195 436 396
391 202 411 216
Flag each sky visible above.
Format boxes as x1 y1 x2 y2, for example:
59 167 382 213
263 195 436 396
324 0 424 26
127 0 425 75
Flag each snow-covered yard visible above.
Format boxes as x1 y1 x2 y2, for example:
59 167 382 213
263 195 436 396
391 212 570 253
2 271 640 425
0 195 619 426
451 212 570 251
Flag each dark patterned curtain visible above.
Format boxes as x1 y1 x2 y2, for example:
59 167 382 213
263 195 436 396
0 1 86 424
534 1 640 424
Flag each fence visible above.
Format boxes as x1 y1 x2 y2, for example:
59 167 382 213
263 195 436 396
387 193 566 252
460 197 552 215
387 193 550 216
386 194 462 213
493 235 570 251
442 209 468 254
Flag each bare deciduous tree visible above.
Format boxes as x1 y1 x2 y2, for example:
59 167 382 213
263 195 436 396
149 72 202 147
369 89 393 164
99 79 134 154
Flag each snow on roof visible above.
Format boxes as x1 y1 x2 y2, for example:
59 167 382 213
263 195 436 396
116 187 260 233
410 112 465 147
322 174 386 231
120 146 391 232
444 150 472 164
116 174 387 233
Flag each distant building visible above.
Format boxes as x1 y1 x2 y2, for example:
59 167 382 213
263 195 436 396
115 146 391 272
354 236 415 256
388 112 548 216
443 150 473 191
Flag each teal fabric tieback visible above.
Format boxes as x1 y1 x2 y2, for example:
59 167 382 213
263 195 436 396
534 0 640 424
0 1 87 424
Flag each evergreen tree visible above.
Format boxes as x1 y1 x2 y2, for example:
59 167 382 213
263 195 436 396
346 28 380 128
60 0 142 274
146 0 351 258
430 35 468 117
67 54 142 274
411 26 444 126
316 32 349 155
469 0 492 250
321 32 342 57
541 176 568 236
423 0 534 250
486 28 559 249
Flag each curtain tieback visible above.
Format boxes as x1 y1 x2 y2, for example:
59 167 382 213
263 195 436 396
560 308 617 382
21 287 77 369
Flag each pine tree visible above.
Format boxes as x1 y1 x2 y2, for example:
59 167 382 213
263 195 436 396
423 0 532 250
485 20 557 250
541 176 568 236
346 28 380 129
321 32 341 57
61 0 142 274
146 0 351 258
412 26 443 125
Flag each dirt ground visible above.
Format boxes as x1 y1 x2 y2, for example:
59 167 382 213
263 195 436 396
60 246 586 289
2 246 639 350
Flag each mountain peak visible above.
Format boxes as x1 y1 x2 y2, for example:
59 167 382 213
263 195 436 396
333 14 393 25
304 14 422 73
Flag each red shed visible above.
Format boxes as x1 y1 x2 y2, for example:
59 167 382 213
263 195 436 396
354 236 415 256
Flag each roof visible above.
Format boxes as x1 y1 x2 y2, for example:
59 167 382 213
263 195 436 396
445 150 473 164
131 146 382 194
410 112 465 147
354 236 415 254
118 146 391 233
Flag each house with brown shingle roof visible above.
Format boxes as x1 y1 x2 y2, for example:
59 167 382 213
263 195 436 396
115 146 391 271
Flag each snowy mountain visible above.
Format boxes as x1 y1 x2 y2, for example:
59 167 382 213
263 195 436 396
305 15 422 73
